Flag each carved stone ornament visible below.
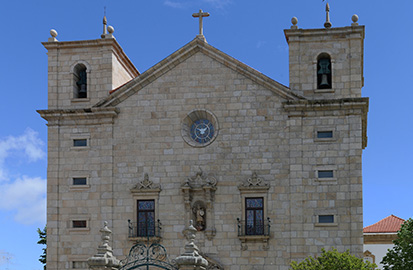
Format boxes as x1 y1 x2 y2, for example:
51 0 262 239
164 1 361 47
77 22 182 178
131 173 161 193
175 220 208 270
183 168 217 189
238 172 269 191
199 253 224 270
88 221 120 269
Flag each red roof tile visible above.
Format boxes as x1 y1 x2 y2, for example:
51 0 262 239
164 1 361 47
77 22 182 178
364 215 405 233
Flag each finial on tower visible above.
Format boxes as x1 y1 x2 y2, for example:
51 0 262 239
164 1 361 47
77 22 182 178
48 29 58 42
324 3 332 29
101 7 115 39
291 17 298 29
101 7 108 38
351 14 359 26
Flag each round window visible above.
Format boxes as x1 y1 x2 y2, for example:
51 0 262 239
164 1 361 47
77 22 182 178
182 110 218 147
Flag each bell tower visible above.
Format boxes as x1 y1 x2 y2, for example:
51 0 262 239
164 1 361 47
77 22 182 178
42 17 139 110
284 4 365 99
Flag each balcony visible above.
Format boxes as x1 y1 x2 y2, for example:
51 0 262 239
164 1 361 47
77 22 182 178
237 217 271 243
128 219 162 242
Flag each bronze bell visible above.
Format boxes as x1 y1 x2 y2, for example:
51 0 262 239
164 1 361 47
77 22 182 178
78 85 87 98
319 74 330 87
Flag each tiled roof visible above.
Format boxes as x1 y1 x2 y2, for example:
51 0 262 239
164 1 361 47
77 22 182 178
364 215 405 233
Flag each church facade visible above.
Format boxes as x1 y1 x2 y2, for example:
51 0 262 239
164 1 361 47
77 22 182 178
39 9 368 270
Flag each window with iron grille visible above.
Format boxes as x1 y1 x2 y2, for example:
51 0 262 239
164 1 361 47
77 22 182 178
245 197 264 235
137 200 155 237
72 220 87 228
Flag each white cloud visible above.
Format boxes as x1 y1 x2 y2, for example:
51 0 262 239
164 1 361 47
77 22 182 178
0 128 45 181
0 176 46 225
164 0 187 9
164 0 232 10
0 129 46 225
202 0 232 9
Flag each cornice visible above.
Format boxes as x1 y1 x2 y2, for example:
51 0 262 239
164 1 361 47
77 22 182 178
37 107 119 124
364 233 397 244
284 25 365 43
283 97 368 112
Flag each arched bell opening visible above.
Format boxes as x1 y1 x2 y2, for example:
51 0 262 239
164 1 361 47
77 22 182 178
73 63 88 98
317 53 332 89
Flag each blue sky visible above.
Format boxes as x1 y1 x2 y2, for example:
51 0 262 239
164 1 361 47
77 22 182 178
0 0 412 269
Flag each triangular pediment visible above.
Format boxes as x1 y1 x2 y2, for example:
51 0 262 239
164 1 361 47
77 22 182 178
94 37 304 108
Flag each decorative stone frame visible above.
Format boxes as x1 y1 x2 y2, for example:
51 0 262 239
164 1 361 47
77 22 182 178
181 169 217 240
314 209 338 227
314 126 337 142
67 255 89 269
181 109 219 148
69 173 90 191
68 215 90 233
70 61 91 102
314 165 337 183
363 250 376 265
70 133 90 150
130 173 161 242
237 172 270 250
313 52 335 93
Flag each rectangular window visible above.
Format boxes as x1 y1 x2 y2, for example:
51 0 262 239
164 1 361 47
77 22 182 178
318 170 334 178
73 139 87 147
73 177 87 185
72 261 87 269
317 131 333 138
318 215 334 223
137 200 155 237
72 220 87 228
245 197 264 235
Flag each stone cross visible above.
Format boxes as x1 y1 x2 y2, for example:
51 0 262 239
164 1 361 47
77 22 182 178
192 9 210 36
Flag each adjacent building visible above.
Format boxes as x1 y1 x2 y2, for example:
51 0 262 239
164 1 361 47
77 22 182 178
364 215 405 269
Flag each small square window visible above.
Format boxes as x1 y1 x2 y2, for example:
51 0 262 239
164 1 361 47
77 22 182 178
318 170 334 178
73 139 87 147
318 215 334 223
72 220 87 228
317 131 333 138
73 177 87 185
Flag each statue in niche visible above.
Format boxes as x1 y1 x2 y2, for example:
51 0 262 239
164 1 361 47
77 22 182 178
192 201 206 231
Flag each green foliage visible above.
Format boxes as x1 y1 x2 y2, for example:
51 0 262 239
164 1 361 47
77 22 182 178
382 218 413 269
290 248 376 270
37 226 46 265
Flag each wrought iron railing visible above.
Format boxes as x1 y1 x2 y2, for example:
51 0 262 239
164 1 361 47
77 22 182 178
237 217 271 236
128 219 162 238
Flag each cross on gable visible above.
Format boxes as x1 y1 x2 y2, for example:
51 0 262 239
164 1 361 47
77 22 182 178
192 9 210 36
